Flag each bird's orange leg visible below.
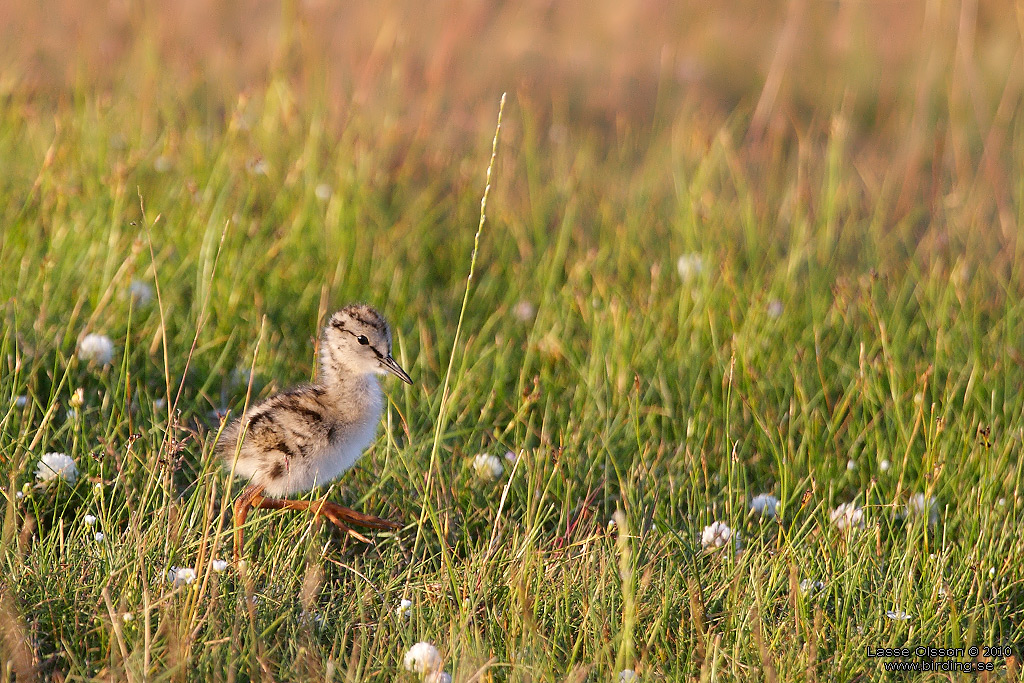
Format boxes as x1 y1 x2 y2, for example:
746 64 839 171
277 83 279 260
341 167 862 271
233 483 265 562
233 485 400 560
316 502 402 531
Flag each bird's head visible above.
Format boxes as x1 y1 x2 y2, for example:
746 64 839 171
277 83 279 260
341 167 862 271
320 304 413 384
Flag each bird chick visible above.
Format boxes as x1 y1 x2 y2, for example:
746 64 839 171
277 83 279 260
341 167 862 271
218 304 412 558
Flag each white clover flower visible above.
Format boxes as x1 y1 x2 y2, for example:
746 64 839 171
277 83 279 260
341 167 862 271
83 514 98 526
15 491 24 500
676 253 705 283
35 452 79 485
886 609 911 620
129 280 154 307
618 670 639 682
167 567 197 587
998 497 1006 507
846 459 856 471
701 521 733 550
472 453 504 481
513 300 536 322
78 334 114 366
504 450 519 464
395 598 412 619
879 459 890 472
153 155 172 173
767 299 784 319
906 493 938 525
122 612 134 623
94 532 105 542
425 673 451 683
314 183 332 201
211 559 229 573
750 493 779 518
830 502 864 531
403 641 442 675
14 395 27 408
799 579 825 595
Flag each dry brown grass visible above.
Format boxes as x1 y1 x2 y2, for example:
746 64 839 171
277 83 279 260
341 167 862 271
0 1 1017 130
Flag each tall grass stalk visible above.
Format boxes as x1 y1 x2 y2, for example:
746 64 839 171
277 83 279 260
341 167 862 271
410 93 507 572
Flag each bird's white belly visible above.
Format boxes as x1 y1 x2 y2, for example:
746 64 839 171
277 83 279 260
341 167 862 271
267 418 380 497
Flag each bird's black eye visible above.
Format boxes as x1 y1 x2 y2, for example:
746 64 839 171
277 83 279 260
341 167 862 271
357 335 369 345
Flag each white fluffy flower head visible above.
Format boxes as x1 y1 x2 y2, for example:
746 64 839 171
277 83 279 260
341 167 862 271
676 253 706 282
701 521 733 550
403 641 442 675
750 493 779 518
83 514 98 526
396 598 412 619
513 300 536 322
78 334 114 366
211 559 229 573
129 280 154 307
167 567 197 587
830 502 865 531
472 453 504 481
35 452 79 485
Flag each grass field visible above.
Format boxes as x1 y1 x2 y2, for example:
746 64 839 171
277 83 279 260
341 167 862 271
3 3 1024 681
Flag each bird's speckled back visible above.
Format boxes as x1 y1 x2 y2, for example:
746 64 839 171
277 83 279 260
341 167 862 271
216 305 400 497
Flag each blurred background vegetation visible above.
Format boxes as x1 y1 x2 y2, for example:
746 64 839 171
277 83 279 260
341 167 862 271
2 0 1020 193
3 0 1022 265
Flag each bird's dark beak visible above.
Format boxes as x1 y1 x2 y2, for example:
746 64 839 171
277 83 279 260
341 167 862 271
381 355 413 385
